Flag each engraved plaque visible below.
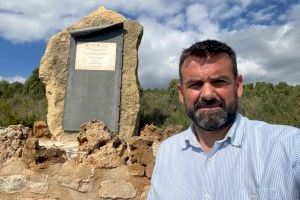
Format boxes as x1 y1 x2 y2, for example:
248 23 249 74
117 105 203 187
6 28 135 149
63 23 123 132
75 42 117 71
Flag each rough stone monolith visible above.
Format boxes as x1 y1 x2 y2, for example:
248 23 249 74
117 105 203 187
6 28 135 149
39 7 143 141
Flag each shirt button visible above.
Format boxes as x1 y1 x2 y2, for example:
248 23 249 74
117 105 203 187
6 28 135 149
250 192 256 200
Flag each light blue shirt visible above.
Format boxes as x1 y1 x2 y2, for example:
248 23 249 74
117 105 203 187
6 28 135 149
148 114 300 200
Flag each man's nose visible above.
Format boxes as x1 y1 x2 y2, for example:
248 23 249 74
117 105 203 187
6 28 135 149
200 83 216 100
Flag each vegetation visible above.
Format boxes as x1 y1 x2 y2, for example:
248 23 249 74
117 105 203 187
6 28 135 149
240 81 300 127
139 80 190 130
0 70 299 129
0 68 47 127
139 79 300 129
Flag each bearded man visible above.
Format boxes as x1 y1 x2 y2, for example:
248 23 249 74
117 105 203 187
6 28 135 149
148 40 300 200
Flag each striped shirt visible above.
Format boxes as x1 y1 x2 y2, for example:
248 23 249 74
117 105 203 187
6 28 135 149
148 114 300 200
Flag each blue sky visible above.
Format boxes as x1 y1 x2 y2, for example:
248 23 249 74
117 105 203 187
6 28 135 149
0 0 299 88
0 37 45 78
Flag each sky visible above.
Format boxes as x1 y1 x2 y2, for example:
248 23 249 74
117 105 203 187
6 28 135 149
0 0 299 88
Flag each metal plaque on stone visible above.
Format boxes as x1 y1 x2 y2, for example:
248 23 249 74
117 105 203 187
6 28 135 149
63 23 123 132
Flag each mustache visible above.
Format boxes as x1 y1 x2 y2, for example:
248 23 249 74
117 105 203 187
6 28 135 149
194 98 224 109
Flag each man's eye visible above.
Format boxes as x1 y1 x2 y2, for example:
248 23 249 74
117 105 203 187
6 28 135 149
189 83 201 89
213 80 227 86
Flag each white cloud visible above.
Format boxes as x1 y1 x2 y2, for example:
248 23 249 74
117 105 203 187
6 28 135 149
221 19 300 84
238 0 254 8
0 0 184 42
288 3 300 25
249 5 276 23
104 0 183 18
185 3 219 38
237 58 267 83
0 0 98 42
165 13 185 29
221 5 243 20
137 16 199 88
186 3 208 25
209 3 243 21
0 76 26 83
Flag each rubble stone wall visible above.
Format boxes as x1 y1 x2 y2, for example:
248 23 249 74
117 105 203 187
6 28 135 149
0 122 182 199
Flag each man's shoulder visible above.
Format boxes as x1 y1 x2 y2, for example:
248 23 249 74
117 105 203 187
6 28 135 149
241 116 300 170
240 115 300 140
242 115 299 132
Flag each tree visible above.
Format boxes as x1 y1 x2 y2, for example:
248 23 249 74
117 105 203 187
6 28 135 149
22 68 46 100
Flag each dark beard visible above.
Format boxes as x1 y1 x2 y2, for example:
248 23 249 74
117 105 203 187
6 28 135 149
186 93 238 131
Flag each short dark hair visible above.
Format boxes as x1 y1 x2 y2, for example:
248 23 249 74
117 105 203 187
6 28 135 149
179 40 237 84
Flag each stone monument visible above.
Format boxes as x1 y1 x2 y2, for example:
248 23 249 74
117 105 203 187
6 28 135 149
39 7 143 141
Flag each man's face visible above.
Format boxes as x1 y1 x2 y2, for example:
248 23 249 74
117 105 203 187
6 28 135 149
177 53 243 131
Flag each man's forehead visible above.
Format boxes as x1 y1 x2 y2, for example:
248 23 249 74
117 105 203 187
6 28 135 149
183 53 232 66
180 52 235 82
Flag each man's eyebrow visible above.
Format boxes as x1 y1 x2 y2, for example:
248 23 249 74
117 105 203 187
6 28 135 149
210 75 230 80
186 79 202 85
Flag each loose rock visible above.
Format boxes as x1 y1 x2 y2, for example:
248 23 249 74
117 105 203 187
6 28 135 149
57 175 92 193
140 186 151 200
128 163 145 177
22 138 67 169
162 125 183 140
76 121 127 168
0 175 27 193
32 121 50 138
128 137 155 166
28 174 49 194
77 120 112 154
140 124 162 141
99 180 136 199
0 125 29 163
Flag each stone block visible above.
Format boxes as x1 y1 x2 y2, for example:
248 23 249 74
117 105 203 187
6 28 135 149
140 186 150 200
0 175 27 193
145 160 155 179
29 182 48 194
77 120 112 154
128 163 145 177
75 121 127 168
151 140 161 157
28 174 49 194
57 175 92 193
99 180 136 199
140 124 162 140
32 121 50 138
0 125 29 163
22 138 67 169
162 125 183 140
128 137 155 166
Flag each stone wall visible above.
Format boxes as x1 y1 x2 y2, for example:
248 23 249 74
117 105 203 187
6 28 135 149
0 123 182 199
39 7 142 141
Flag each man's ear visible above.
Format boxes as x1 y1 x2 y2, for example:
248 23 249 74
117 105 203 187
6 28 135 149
236 74 243 97
177 82 185 104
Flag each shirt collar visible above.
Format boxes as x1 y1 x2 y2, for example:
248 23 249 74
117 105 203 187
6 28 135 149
181 113 245 149
223 113 244 147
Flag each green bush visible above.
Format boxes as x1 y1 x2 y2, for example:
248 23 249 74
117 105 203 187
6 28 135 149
0 68 47 127
140 80 300 129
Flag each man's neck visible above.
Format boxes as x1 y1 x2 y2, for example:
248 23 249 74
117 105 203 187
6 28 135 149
194 125 232 153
